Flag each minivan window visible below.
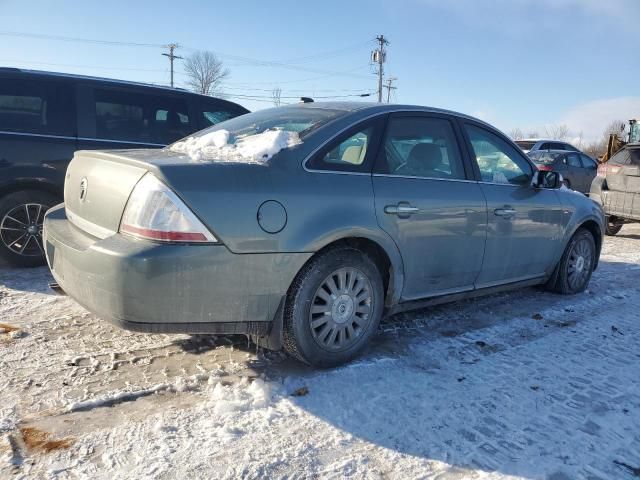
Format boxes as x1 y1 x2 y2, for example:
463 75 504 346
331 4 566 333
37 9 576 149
0 78 74 136
94 89 190 144
465 124 532 185
377 116 465 180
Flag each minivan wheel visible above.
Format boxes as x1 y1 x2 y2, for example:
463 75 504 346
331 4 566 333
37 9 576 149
605 216 623 236
0 190 58 267
283 246 384 367
549 228 596 295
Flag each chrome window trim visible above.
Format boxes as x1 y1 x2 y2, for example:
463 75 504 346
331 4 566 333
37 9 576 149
0 130 76 141
0 130 166 147
77 137 165 147
372 173 477 184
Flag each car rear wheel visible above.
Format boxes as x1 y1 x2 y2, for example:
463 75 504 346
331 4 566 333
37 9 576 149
0 190 58 267
549 228 596 295
283 246 384 367
605 216 623 236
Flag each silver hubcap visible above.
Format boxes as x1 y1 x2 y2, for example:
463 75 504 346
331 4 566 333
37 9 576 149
0 203 48 257
567 237 593 290
309 267 373 351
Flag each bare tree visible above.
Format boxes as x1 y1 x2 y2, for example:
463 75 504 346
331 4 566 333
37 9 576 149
508 127 524 140
527 130 539 138
543 124 570 140
272 87 282 107
602 120 627 142
183 51 229 96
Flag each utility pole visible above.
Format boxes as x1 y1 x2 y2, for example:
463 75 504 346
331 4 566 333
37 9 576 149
372 35 389 103
162 43 182 88
384 77 397 103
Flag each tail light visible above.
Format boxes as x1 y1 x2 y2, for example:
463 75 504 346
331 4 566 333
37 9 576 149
536 165 553 171
597 163 621 178
120 174 217 243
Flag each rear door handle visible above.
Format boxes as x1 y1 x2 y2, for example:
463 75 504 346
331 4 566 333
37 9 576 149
385 203 419 217
494 207 516 218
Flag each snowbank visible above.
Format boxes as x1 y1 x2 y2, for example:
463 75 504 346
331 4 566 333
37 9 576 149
170 129 302 163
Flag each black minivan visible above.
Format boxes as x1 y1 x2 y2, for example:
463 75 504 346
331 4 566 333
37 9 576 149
0 68 249 266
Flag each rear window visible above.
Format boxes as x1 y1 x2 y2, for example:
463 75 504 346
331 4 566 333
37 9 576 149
0 78 74 136
530 152 560 164
515 141 536 150
176 106 345 143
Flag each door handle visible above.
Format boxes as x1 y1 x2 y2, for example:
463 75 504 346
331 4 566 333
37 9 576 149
385 203 419 216
494 207 516 218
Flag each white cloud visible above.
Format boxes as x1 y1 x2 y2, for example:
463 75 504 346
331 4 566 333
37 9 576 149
559 97 640 143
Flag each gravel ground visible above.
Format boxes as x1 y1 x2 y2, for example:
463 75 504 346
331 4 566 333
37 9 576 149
1 226 640 479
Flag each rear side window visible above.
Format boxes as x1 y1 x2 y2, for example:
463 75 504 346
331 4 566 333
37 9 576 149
94 89 190 144
465 124 532 185
515 141 536 151
609 150 631 166
376 116 466 180
307 121 380 172
0 78 74 136
565 153 582 167
580 154 597 169
197 100 247 129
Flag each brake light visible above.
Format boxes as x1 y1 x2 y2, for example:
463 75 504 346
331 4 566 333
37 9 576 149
597 164 621 177
120 174 217 243
536 165 553 171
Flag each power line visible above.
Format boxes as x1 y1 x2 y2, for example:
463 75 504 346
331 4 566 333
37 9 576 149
0 58 168 73
0 30 163 48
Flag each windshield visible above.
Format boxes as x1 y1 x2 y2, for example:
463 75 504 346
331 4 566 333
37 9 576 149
515 141 536 151
168 106 346 163
530 152 560 164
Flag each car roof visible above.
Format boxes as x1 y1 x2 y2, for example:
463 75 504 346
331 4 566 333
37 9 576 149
518 138 569 143
290 101 497 128
0 67 232 102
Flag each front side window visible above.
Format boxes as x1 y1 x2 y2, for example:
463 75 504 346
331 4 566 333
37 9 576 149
465 124 532 185
0 78 74 136
376 116 465 180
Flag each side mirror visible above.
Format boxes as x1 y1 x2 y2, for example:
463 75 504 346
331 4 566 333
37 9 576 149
532 170 562 189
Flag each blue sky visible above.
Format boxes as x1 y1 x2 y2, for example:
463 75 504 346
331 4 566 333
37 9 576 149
1 0 638 141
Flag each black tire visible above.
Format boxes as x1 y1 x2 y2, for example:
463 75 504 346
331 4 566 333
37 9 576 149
283 246 384 367
0 190 59 267
548 228 596 295
605 216 623 236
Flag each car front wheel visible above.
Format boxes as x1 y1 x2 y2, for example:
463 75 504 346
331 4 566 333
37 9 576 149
0 190 58 267
549 228 596 294
283 246 384 367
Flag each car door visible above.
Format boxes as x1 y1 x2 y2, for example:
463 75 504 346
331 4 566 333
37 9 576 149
579 154 598 193
371 113 487 300
563 152 584 191
461 122 564 287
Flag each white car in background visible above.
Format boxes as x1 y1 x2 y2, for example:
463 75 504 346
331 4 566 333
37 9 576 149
515 139 579 154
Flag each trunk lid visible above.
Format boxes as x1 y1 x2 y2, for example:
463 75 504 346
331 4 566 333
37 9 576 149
64 150 149 238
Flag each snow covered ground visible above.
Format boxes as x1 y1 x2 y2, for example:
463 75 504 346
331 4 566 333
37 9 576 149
2 226 640 479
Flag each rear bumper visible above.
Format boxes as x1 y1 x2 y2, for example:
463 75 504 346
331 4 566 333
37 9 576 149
43 204 311 334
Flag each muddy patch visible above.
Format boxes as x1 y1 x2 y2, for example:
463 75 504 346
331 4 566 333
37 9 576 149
18 427 74 453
